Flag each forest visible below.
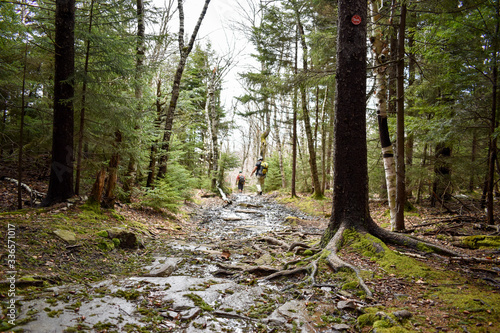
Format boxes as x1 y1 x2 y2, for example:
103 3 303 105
1 0 500 332
0 0 498 218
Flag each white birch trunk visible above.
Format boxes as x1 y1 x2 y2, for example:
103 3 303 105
370 0 397 230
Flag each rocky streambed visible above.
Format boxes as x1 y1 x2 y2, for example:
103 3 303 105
14 194 362 333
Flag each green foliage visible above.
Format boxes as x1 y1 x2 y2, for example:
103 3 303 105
141 162 198 212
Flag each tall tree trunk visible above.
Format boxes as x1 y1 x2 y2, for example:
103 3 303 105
405 9 416 199
123 0 146 201
321 0 373 245
395 3 407 231
486 0 499 224
146 78 164 188
295 9 323 198
205 68 220 190
291 28 298 198
369 0 396 229
273 102 286 188
75 0 94 196
42 0 75 206
320 87 328 193
325 88 335 190
157 0 211 178
17 43 28 209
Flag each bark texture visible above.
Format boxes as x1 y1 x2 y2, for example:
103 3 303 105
43 0 76 206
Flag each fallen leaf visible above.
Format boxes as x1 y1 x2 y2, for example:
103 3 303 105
221 250 231 259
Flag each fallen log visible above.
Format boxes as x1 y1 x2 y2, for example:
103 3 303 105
1 176 45 203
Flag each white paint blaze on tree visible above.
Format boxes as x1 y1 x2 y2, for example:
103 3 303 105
369 0 397 230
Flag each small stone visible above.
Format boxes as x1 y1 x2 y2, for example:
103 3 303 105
53 229 77 244
393 310 412 320
332 323 351 331
337 300 356 310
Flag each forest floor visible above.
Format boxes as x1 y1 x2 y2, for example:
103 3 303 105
1 167 500 332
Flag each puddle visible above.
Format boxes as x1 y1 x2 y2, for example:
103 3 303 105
13 193 336 332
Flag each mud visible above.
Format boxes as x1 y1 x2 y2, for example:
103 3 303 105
13 194 351 333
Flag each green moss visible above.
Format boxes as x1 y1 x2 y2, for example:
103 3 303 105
114 289 140 300
184 293 213 312
416 242 434 253
461 235 500 249
357 313 378 327
342 229 500 332
98 239 115 251
97 230 108 238
341 281 359 290
373 319 392 328
302 249 313 256
341 229 438 280
112 238 121 247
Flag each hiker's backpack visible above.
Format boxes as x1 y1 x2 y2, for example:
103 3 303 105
260 162 268 175
238 175 245 184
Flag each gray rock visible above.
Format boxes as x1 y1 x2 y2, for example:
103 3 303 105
332 323 351 331
53 229 77 244
142 257 180 277
107 227 139 248
337 299 356 310
393 309 412 320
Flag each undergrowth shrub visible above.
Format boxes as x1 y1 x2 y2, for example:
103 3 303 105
141 162 198 212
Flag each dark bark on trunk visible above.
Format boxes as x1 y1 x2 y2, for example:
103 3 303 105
431 144 452 207
296 15 322 198
17 44 28 209
43 0 76 206
321 0 374 246
469 131 477 192
122 0 146 201
157 0 211 178
395 4 406 231
146 79 164 188
486 2 499 224
75 0 94 196
291 28 298 198
102 131 122 208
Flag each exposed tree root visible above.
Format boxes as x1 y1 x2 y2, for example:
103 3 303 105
324 225 374 298
262 266 311 281
367 221 464 257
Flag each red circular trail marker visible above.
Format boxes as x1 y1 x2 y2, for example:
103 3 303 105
351 15 362 25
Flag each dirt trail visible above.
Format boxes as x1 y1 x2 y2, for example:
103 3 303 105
15 194 356 333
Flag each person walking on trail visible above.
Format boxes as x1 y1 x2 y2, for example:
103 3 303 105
236 171 246 193
250 156 268 195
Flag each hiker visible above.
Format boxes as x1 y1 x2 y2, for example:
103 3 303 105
236 171 246 193
250 156 268 195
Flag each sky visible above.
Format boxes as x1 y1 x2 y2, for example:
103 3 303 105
171 0 258 108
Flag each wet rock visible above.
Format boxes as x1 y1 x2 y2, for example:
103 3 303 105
160 310 180 319
222 215 244 221
106 227 140 248
142 257 180 277
53 229 77 244
393 309 412 320
333 323 351 331
255 253 274 265
234 208 264 215
337 299 357 310
181 307 202 321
